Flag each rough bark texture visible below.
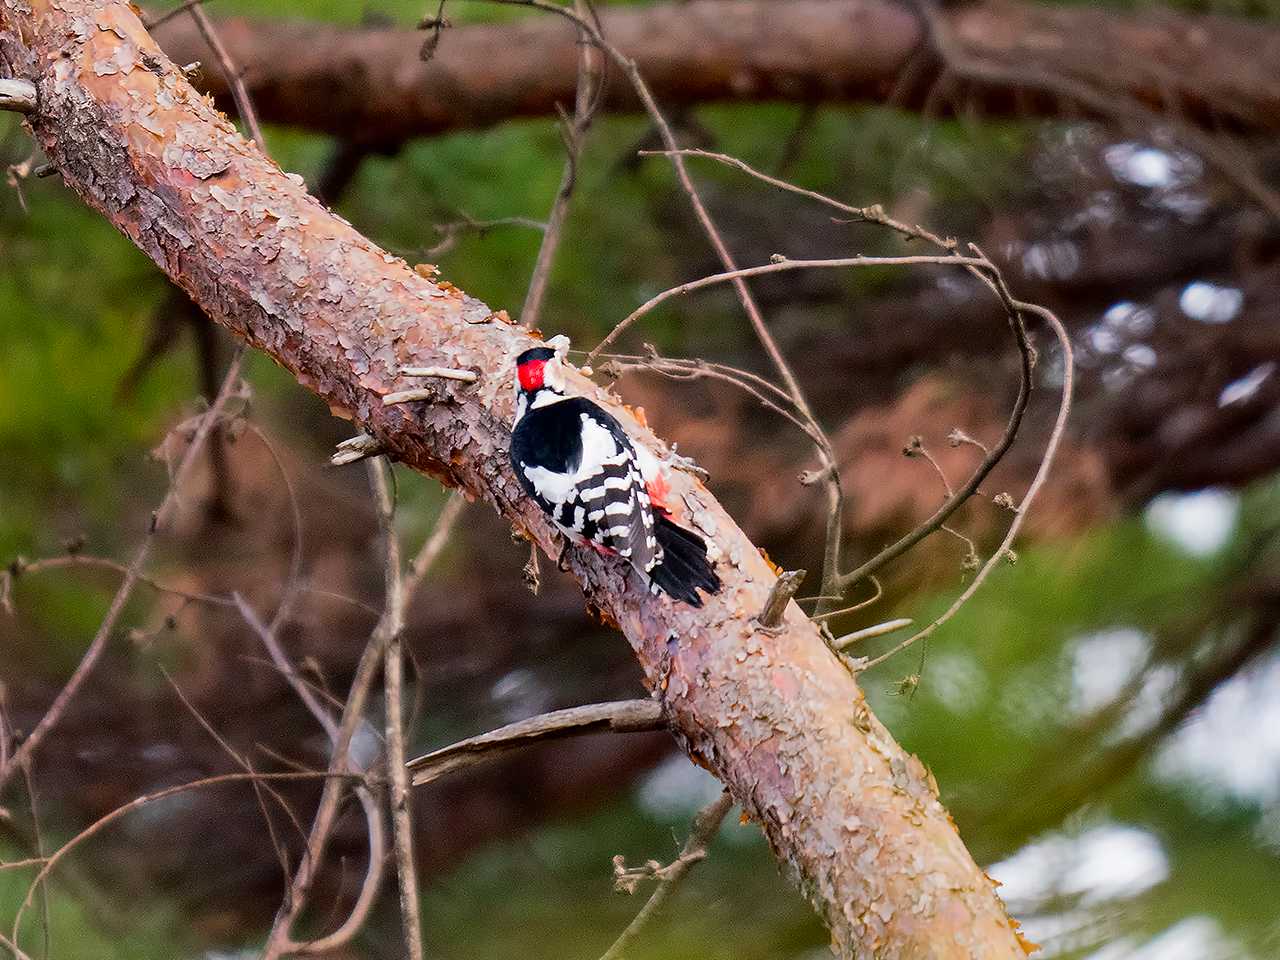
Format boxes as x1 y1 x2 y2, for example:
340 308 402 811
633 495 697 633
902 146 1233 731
0 2 1029 955
149 0 1280 143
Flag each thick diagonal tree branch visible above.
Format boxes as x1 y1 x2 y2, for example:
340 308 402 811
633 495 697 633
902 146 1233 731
149 0 1280 143
0 2 1027 955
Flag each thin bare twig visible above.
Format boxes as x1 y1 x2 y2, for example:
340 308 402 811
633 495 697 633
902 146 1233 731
367 459 425 960
260 469 463 958
403 492 466 600
635 149 1036 598
0 929 34 960
1 552 234 615
186 2 266 152
144 0 205 31
652 148 1061 675
588 254 987 364
807 576 882 623
833 618 914 650
520 0 603 330
407 699 665 786
161 668 298 882
860 300 1073 671
0 348 246 796
601 351 816 443
421 214 546 259
18 763 49 960
484 0 848 612
11 771 363 951
599 789 733 960
261 607 389 957
236 596 338 743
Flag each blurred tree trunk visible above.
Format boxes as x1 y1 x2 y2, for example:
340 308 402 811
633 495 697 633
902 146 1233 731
0 1 1033 955
151 0 1280 144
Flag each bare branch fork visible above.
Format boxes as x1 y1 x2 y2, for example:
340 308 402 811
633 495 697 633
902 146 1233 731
0 1 1045 954
255 474 461 959
8 770 370 950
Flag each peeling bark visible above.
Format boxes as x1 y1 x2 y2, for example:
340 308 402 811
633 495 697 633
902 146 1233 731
150 0 1280 143
0 2 1029 955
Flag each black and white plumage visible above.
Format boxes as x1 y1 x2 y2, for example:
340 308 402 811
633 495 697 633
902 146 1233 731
509 346 721 606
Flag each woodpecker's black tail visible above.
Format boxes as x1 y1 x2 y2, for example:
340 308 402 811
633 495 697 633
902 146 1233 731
648 515 721 606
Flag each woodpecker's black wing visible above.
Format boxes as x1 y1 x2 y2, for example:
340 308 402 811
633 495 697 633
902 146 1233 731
510 397 658 570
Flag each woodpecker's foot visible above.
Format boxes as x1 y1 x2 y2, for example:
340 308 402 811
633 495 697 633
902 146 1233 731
557 540 574 572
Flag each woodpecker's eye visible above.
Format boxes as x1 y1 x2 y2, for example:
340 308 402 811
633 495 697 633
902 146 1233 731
518 358 547 391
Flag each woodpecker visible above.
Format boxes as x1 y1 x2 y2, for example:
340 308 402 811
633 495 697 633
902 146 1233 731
509 346 721 606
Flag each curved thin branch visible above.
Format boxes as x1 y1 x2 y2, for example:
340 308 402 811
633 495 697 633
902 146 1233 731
10 771 364 948
656 149 1036 596
587 255 987 364
407 700 665 786
861 300 1073 671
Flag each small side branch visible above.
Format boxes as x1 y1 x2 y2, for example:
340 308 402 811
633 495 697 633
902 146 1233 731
398 366 480 382
519 0 603 330
331 432 384 467
756 569 806 630
599 789 734 960
0 78 37 113
833 618 913 651
407 699 665 786
367 459 425 960
186 2 265 151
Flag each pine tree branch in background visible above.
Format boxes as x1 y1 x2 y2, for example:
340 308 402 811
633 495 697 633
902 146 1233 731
148 0 1280 144
0 2 1033 954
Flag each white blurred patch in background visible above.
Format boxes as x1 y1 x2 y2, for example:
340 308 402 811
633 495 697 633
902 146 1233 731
1157 652 1280 806
1144 488 1239 556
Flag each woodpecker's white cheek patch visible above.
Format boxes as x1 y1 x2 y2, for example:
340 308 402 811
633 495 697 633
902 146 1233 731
530 391 567 411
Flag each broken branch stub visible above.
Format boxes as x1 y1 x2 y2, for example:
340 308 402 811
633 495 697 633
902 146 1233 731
0 2 1026 955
